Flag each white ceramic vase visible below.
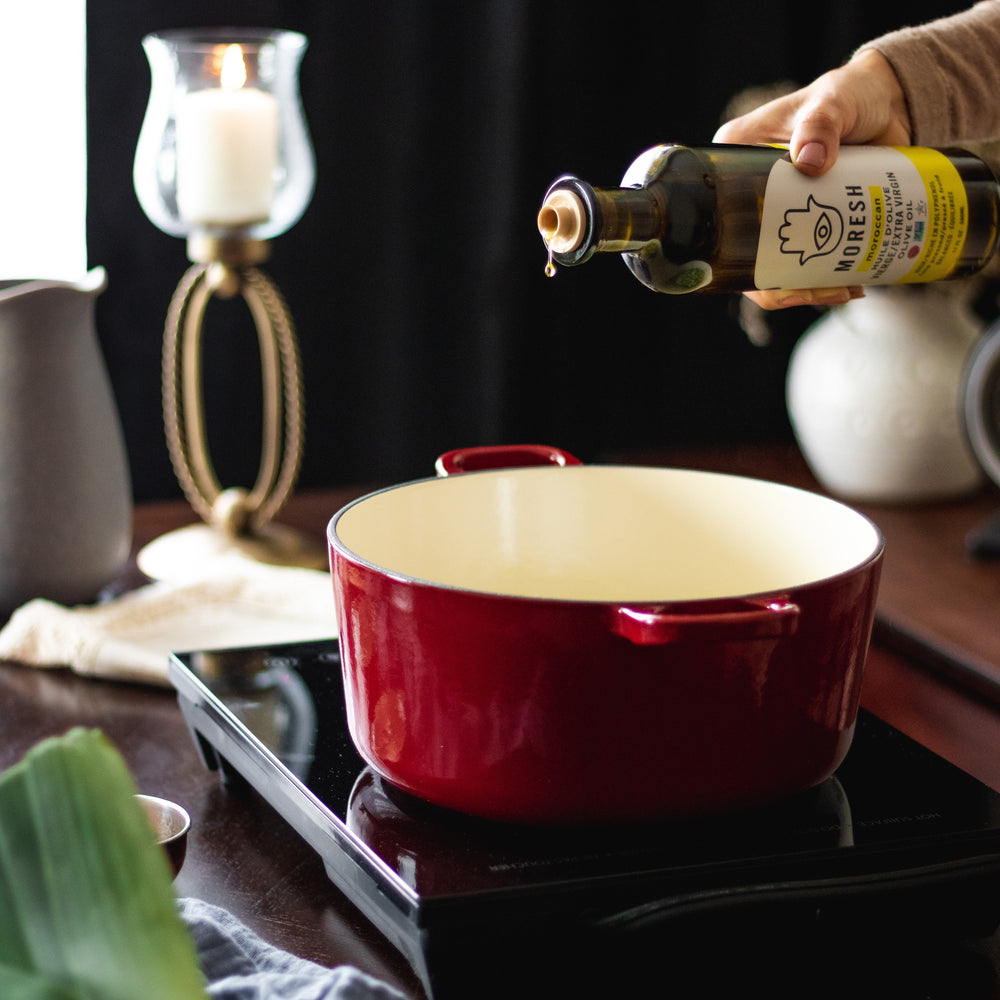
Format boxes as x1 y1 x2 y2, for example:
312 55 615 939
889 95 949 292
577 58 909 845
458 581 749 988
786 287 984 502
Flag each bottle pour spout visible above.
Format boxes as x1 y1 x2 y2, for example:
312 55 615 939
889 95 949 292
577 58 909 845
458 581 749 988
537 188 586 253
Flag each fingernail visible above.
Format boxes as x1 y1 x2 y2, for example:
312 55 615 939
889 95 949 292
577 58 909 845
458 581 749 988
795 142 827 170
772 287 853 310
772 291 809 308
818 288 854 306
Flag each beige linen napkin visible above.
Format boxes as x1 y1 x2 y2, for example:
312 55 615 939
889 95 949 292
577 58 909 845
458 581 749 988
0 559 337 687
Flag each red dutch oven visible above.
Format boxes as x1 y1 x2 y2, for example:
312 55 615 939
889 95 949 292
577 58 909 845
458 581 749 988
327 445 883 825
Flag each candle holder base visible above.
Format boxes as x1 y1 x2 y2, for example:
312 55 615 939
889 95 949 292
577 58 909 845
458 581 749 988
149 254 313 583
137 521 327 584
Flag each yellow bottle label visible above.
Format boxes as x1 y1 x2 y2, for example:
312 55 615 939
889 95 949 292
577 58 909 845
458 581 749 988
754 147 968 289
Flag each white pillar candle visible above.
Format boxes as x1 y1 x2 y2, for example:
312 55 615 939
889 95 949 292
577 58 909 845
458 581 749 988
175 44 279 227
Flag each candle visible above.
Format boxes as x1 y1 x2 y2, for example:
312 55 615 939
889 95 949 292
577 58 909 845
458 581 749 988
175 44 279 226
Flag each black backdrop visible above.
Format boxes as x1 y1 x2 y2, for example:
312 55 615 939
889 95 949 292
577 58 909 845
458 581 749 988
86 0 966 501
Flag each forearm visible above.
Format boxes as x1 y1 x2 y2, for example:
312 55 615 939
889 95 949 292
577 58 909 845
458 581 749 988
858 0 1000 145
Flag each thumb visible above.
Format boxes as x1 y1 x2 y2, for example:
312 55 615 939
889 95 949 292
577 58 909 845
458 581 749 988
788 110 845 176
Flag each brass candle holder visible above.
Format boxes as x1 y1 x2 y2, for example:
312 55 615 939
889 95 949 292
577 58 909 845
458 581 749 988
133 29 320 580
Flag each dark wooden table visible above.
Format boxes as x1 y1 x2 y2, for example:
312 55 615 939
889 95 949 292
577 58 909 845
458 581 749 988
4 446 1000 998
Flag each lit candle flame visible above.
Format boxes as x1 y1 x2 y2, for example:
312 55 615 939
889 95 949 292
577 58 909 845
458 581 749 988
219 44 247 90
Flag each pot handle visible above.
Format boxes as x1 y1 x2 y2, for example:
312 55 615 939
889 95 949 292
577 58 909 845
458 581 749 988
614 599 800 645
435 444 583 476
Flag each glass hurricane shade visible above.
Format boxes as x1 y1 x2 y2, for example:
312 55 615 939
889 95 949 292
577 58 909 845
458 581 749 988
134 28 314 240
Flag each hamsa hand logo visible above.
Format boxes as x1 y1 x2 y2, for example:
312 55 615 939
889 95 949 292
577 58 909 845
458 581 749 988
778 196 844 264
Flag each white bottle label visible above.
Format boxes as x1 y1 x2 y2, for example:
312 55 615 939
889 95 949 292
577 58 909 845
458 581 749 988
754 147 969 290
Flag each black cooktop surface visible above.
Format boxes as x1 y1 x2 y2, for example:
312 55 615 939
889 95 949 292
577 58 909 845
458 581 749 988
169 640 1000 998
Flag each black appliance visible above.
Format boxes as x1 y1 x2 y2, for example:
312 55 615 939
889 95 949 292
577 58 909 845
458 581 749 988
170 640 1000 999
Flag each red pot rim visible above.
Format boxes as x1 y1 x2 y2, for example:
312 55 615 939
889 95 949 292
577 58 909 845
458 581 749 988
328 464 884 605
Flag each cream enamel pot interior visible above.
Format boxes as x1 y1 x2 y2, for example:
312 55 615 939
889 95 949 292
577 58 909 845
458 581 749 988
327 446 883 825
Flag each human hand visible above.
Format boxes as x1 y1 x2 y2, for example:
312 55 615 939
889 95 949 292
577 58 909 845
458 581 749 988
714 49 912 310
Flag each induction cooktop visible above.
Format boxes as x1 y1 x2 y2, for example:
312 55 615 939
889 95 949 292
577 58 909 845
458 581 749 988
169 640 1000 999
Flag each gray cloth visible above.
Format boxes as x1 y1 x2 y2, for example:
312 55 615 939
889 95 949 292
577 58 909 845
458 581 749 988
179 898 409 1000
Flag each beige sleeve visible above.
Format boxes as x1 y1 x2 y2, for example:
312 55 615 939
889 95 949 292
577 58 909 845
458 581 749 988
858 0 1000 145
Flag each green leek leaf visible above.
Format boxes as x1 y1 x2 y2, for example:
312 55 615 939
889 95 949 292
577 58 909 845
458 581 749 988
0 963 87 1000
0 728 207 1000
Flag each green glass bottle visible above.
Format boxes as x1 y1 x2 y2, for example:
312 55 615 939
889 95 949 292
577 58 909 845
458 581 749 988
538 143 999 294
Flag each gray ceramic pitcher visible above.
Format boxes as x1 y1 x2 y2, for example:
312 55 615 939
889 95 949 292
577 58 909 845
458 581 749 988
0 268 132 617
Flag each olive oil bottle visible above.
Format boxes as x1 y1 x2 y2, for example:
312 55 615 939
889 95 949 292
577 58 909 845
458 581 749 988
538 143 1000 294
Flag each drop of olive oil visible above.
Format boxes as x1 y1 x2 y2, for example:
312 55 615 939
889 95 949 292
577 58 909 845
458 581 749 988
544 246 557 278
